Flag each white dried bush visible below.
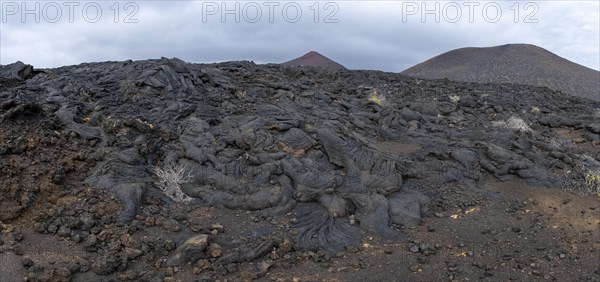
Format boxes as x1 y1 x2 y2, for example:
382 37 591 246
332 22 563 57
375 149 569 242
448 95 461 103
530 106 541 115
152 163 193 202
492 116 531 132
505 116 531 132
547 137 574 151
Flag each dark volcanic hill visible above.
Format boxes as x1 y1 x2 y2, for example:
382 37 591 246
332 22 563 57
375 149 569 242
1 59 599 281
402 44 600 101
281 51 347 70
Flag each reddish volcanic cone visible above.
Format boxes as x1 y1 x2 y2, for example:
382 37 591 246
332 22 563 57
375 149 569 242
281 51 347 70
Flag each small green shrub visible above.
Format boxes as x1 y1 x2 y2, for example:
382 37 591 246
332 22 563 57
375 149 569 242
234 89 246 98
584 170 600 195
367 89 387 106
563 155 600 196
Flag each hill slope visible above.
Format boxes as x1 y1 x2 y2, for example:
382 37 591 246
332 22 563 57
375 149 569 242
402 44 599 101
281 51 347 70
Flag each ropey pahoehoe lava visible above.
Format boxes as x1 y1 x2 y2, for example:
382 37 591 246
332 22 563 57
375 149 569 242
0 57 599 281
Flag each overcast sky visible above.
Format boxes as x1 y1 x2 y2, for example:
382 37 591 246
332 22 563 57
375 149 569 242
1 1 599 72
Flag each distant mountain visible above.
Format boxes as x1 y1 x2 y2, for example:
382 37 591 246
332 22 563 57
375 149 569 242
402 44 599 101
281 51 347 70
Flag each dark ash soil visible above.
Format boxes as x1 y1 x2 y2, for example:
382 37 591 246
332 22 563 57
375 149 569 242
1 59 599 282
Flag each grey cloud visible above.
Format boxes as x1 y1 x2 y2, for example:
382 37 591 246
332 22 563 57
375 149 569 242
1 1 598 71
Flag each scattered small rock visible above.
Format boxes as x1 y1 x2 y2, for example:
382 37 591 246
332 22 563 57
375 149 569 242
166 234 209 267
